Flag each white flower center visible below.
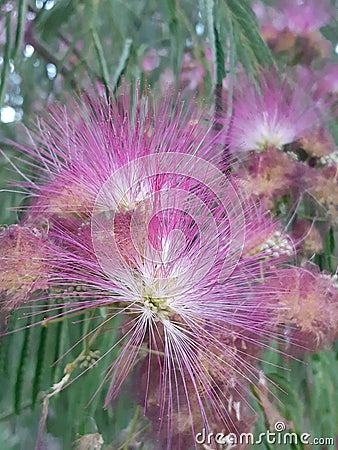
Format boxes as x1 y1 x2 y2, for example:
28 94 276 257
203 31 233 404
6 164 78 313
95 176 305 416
141 281 175 320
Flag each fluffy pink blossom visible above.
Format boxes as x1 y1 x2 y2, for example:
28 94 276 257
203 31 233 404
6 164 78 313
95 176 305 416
316 64 338 97
277 0 333 33
254 0 333 33
236 146 298 209
11 90 294 448
14 87 223 227
180 52 206 93
0 225 48 331
41 169 288 448
228 71 326 152
265 266 338 351
142 49 161 72
253 0 333 63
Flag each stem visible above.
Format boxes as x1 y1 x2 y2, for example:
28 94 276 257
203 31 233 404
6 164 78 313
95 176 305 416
0 12 12 107
11 0 28 60
42 309 89 326
123 406 141 450
91 28 110 100
83 309 96 353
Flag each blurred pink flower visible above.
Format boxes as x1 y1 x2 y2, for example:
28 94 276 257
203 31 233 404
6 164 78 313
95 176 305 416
142 49 160 72
265 266 338 351
228 70 326 152
254 0 333 33
316 64 338 97
254 0 333 63
0 225 48 329
278 0 333 33
236 146 298 209
180 52 206 93
160 67 175 92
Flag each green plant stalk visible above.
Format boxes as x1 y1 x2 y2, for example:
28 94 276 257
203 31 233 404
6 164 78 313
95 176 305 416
0 12 12 106
91 28 110 100
11 0 28 60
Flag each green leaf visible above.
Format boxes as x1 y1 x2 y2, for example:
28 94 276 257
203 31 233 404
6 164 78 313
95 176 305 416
222 0 274 72
32 325 48 408
36 0 78 42
166 0 184 89
214 26 226 85
112 38 133 92
11 0 28 60
51 319 63 383
200 0 216 87
231 0 274 63
14 325 31 414
214 25 225 117
92 28 111 99
0 12 12 107
324 228 335 271
52 316 71 384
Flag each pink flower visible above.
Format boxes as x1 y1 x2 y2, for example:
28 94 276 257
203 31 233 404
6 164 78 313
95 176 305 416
0 225 48 330
316 64 338 97
41 160 288 447
253 1 333 63
180 53 206 93
228 71 325 152
142 49 161 72
159 67 175 93
291 219 323 256
265 266 338 351
304 164 338 225
254 0 333 33
11 89 294 447
236 146 298 209
16 86 223 227
278 0 333 33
